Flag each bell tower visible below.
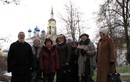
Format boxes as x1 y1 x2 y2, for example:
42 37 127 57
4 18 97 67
47 7 56 36
46 7 57 43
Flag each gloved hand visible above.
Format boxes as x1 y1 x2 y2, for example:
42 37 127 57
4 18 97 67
77 45 84 49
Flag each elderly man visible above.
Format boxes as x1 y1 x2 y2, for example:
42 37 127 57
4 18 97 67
7 31 34 82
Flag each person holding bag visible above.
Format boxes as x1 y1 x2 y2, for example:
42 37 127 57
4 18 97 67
96 28 116 82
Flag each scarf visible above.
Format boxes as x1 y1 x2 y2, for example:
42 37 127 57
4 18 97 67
79 39 90 45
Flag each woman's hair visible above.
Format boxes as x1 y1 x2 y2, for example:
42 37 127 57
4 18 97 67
33 37 40 43
56 34 66 43
44 38 53 45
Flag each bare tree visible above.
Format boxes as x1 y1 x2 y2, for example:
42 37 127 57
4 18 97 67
96 0 130 64
117 0 130 64
58 0 85 41
0 0 20 5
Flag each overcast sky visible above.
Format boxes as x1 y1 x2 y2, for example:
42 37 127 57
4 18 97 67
0 0 103 49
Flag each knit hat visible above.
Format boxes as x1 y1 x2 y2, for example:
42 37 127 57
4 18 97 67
67 37 73 42
99 28 109 35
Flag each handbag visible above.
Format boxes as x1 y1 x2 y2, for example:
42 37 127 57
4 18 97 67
107 73 122 82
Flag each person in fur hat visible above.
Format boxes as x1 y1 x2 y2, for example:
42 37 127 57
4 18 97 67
39 38 59 82
76 33 96 82
96 28 116 82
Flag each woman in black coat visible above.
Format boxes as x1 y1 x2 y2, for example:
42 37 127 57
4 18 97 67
55 34 72 82
32 37 41 82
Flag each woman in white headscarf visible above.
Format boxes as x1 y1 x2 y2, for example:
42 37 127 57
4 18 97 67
96 28 116 82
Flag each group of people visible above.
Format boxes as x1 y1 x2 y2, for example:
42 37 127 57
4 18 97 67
7 27 116 82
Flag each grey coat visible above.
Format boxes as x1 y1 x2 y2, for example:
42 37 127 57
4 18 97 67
76 41 96 77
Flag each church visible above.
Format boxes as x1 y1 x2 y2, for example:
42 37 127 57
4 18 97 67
26 7 57 46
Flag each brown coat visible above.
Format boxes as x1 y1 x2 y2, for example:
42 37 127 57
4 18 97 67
96 36 116 82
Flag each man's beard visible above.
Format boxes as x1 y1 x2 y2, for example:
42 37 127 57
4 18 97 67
18 39 25 43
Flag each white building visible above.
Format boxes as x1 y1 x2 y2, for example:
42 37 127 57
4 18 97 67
26 7 57 45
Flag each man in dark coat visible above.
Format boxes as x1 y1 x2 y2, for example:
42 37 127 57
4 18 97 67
7 31 34 82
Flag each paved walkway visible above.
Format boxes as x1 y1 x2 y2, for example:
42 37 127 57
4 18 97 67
120 73 130 82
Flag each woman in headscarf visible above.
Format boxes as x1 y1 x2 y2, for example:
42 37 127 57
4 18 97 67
96 28 116 82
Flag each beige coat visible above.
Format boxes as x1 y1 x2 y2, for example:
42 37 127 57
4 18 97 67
96 36 116 82
77 41 96 77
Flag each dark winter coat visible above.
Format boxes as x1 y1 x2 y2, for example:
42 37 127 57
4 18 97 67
55 35 72 66
70 45 79 82
7 41 34 75
32 45 41 69
55 42 72 66
55 35 72 82
40 45 59 73
96 36 116 82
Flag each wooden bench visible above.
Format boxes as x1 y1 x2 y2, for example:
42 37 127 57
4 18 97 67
120 73 130 82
